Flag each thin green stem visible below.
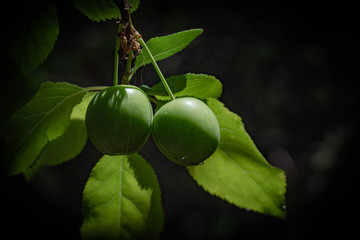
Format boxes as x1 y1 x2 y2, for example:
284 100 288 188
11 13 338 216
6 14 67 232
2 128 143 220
128 66 135 81
113 24 122 86
137 37 175 100
122 51 134 84
84 86 108 92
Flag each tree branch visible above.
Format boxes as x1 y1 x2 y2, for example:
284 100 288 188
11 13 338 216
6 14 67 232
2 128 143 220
117 0 131 23
113 0 140 84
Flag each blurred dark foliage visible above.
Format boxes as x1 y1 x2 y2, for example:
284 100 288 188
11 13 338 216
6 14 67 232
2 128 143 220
1 1 358 239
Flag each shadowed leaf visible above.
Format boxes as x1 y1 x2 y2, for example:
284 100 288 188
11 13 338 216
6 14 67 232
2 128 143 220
72 0 140 22
10 0 59 76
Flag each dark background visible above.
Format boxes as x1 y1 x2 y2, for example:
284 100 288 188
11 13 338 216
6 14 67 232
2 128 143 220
1 1 358 239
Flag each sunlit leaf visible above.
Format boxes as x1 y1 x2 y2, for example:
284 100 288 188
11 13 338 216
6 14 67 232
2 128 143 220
23 92 95 180
1 82 87 177
143 73 222 100
188 98 287 218
81 154 163 239
134 29 203 71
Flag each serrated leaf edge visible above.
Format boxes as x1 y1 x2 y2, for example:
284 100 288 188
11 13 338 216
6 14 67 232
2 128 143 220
188 99 287 218
134 28 204 70
14 87 87 152
188 157 287 219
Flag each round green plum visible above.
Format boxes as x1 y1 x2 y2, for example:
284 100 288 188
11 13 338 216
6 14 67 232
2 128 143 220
152 97 220 166
85 85 153 155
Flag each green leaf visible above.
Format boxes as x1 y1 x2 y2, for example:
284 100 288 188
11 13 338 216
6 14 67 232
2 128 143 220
127 154 164 239
134 29 203 71
24 92 95 180
81 154 164 240
10 0 59 76
144 73 223 100
128 0 140 12
24 120 87 180
1 82 88 177
72 0 140 22
72 0 120 21
187 99 286 218
70 91 97 121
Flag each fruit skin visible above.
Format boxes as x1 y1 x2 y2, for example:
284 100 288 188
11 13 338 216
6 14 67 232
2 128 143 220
152 97 220 166
85 85 153 155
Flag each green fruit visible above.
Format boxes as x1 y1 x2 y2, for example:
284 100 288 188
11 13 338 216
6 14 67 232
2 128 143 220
85 85 153 155
152 97 220 166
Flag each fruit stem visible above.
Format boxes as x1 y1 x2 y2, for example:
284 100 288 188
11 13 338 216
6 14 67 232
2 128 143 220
122 51 134 84
137 36 176 100
113 23 122 86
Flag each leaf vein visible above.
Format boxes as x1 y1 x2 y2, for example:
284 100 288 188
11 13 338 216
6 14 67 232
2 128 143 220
15 88 85 151
218 148 279 209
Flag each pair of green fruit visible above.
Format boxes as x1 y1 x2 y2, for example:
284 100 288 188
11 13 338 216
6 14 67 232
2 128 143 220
85 85 220 166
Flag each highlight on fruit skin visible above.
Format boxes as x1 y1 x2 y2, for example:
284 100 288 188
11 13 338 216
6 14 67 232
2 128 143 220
152 97 220 166
85 85 153 155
